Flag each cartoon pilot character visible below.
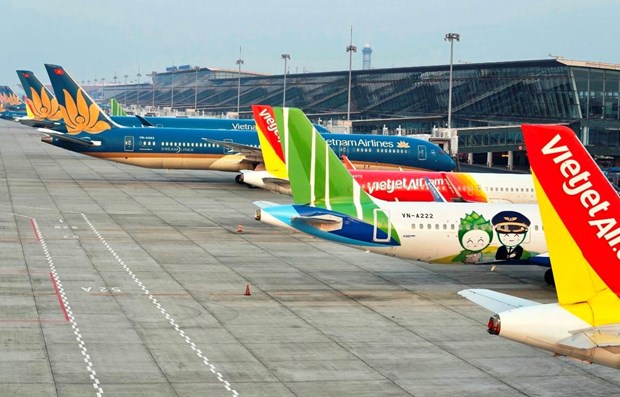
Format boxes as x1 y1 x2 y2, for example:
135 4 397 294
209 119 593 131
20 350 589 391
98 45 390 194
492 211 531 260
453 211 493 264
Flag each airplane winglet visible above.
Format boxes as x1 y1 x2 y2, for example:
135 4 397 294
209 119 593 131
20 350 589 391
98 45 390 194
341 155 357 170
134 115 153 127
424 177 448 202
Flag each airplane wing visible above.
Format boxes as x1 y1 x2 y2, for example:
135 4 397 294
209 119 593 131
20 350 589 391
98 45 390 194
38 129 101 147
202 138 263 162
442 172 469 202
424 177 448 202
458 288 541 313
559 325 620 350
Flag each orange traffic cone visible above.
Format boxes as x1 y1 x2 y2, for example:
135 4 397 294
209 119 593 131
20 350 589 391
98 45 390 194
244 284 251 296
236 224 244 233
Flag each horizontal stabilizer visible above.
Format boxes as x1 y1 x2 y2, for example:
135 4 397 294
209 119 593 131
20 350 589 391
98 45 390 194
458 288 540 313
291 214 343 232
559 325 620 349
39 130 100 147
252 200 280 209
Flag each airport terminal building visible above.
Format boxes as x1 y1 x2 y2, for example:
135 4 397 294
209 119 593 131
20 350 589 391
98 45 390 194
106 58 620 168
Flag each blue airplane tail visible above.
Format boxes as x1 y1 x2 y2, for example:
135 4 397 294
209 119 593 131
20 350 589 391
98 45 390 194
17 70 63 121
45 64 120 135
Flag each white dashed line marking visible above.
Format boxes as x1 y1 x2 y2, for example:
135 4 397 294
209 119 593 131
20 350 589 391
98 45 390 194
81 213 239 396
32 218 103 396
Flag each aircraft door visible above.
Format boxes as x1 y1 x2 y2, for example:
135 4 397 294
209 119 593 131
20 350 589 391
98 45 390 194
124 136 134 151
417 145 427 161
373 208 392 243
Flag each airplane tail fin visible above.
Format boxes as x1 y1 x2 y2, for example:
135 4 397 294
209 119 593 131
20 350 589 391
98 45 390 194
44 64 120 134
252 105 287 179
522 124 620 325
0 85 23 106
110 97 128 116
16 70 63 121
272 107 398 244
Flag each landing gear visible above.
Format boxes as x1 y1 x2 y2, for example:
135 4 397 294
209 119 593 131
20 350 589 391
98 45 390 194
544 269 555 286
235 174 244 184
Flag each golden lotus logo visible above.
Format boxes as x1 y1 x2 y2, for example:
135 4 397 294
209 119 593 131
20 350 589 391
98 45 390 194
30 87 63 121
61 88 110 134
7 93 21 106
396 140 410 149
0 103 4 113
0 92 21 106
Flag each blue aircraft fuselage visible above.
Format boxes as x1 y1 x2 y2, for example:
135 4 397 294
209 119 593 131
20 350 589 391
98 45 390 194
42 126 455 172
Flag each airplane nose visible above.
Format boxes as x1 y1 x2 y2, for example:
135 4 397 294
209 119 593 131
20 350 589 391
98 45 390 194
41 136 53 144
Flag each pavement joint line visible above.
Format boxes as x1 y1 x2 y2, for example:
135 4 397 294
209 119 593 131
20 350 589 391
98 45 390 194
32 218 104 397
81 213 239 397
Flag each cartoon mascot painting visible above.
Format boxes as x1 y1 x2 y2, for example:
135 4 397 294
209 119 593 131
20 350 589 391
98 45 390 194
492 210 531 261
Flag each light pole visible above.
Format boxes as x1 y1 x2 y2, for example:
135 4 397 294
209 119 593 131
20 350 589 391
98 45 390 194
124 74 128 105
170 69 175 111
194 66 199 111
281 53 290 107
137 72 141 109
444 32 460 130
236 47 244 114
151 71 156 109
101 78 105 100
346 26 357 121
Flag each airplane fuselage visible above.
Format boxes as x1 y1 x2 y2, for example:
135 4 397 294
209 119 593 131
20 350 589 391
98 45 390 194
494 303 620 368
258 201 546 264
245 170 536 203
42 127 456 172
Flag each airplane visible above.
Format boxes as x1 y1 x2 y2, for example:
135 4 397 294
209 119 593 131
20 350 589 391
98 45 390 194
17 69 333 134
37 64 455 180
16 70 64 128
459 124 620 370
254 107 549 271
245 104 537 203
0 85 27 120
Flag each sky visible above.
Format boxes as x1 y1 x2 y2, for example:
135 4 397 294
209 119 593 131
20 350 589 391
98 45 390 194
2 0 619 91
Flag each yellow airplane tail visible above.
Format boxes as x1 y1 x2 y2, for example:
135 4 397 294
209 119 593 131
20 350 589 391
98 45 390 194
252 105 288 179
522 124 620 326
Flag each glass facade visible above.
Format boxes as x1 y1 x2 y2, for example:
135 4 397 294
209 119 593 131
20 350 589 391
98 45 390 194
111 59 620 161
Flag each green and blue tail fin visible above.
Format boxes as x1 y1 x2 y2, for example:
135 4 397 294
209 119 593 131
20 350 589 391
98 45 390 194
109 97 128 116
271 106 399 243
